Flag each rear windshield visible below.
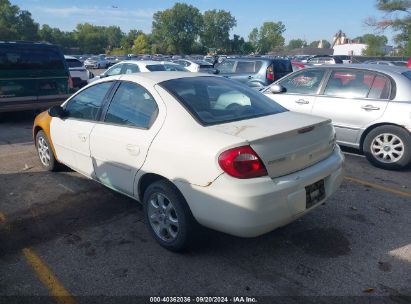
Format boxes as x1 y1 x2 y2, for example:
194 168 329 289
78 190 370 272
160 76 286 126
146 64 167 71
274 60 292 73
66 58 83 68
0 47 65 70
403 71 411 81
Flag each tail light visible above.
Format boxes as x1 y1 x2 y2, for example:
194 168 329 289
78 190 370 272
218 146 268 179
68 76 74 89
266 65 274 81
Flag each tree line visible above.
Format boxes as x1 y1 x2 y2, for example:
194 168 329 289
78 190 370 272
0 0 409 56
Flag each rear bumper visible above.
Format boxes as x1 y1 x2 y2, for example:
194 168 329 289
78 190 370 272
176 146 344 237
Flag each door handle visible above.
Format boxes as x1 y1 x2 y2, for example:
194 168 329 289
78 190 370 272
361 105 380 111
77 134 87 142
126 144 140 155
295 99 309 105
248 76 253 79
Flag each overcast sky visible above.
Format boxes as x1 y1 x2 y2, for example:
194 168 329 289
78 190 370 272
13 0 395 44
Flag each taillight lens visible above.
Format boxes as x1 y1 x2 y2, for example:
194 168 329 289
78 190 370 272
266 65 274 81
218 146 268 179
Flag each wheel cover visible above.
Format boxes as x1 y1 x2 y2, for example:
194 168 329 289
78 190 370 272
37 137 51 167
370 133 404 164
147 192 179 242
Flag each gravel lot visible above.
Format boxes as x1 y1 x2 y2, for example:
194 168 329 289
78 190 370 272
0 110 410 303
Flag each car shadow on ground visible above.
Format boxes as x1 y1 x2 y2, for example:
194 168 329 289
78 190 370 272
1 162 410 297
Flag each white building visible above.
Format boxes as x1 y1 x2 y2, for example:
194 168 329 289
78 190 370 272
333 44 368 56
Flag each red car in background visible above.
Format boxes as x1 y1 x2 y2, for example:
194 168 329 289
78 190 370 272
407 58 411 68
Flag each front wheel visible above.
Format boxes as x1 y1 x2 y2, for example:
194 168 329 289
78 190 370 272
143 180 197 251
36 130 58 171
363 125 411 170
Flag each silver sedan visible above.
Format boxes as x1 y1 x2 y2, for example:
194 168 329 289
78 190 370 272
264 64 411 170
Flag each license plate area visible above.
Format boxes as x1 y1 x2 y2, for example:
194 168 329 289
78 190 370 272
305 179 325 209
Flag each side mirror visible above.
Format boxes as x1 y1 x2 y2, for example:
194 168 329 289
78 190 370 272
270 84 286 94
212 68 220 75
48 105 66 118
99 73 107 78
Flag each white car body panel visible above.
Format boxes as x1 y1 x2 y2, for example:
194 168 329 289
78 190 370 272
49 72 344 237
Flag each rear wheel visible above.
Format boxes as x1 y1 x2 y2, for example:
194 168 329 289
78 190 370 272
143 180 197 252
36 130 58 171
363 125 411 170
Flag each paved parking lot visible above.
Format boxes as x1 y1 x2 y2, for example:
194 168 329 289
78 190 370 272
0 111 410 303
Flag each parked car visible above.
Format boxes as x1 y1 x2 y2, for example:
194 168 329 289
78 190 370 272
88 61 188 83
64 55 89 89
84 55 108 69
307 56 342 65
408 58 411 68
366 60 408 67
33 72 343 251
263 65 411 170
173 59 214 72
0 41 72 112
214 58 293 89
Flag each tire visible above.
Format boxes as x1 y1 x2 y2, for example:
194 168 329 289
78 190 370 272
36 130 58 171
363 125 411 170
143 180 197 252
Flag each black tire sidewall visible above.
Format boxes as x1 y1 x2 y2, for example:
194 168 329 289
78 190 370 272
35 131 57 171
363 125 411 170
143 180 194 252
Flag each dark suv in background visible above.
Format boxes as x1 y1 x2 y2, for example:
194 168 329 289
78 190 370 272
0 41 71 112
214 58 292 89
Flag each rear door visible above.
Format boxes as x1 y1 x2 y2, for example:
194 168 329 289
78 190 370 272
230 60 264 88
0 45 39 110
89 80 165 195
312 69 390 146
35 47 71 105
265 68 327 114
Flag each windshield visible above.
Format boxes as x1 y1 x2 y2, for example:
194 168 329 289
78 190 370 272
66 59 83 68
392 61 407 66
89 56 99 61
146 64 166 71
160 76 287 126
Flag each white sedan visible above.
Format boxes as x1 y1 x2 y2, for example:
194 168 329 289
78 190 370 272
88 60 188 83
33 72 344 251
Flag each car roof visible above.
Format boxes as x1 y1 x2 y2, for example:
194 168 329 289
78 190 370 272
305 64 410 75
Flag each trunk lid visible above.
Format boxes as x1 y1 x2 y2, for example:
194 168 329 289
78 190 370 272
209 111 335 178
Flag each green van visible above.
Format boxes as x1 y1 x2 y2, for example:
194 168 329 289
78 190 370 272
0 41 72 112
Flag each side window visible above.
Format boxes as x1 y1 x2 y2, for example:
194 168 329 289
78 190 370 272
106 64 123 76
368 75 390 99
217 60 235 73
279 69 325 94
65 82 113 120
323 70 374 98
105 82 158 129
124 64 140 74
235 61 255 73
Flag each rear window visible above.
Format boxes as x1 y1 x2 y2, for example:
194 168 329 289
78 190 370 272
146 64 167 71
273 60 292 73
66 58 83 68
160 76 286 126
0 47 65 70
403 71 411 81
